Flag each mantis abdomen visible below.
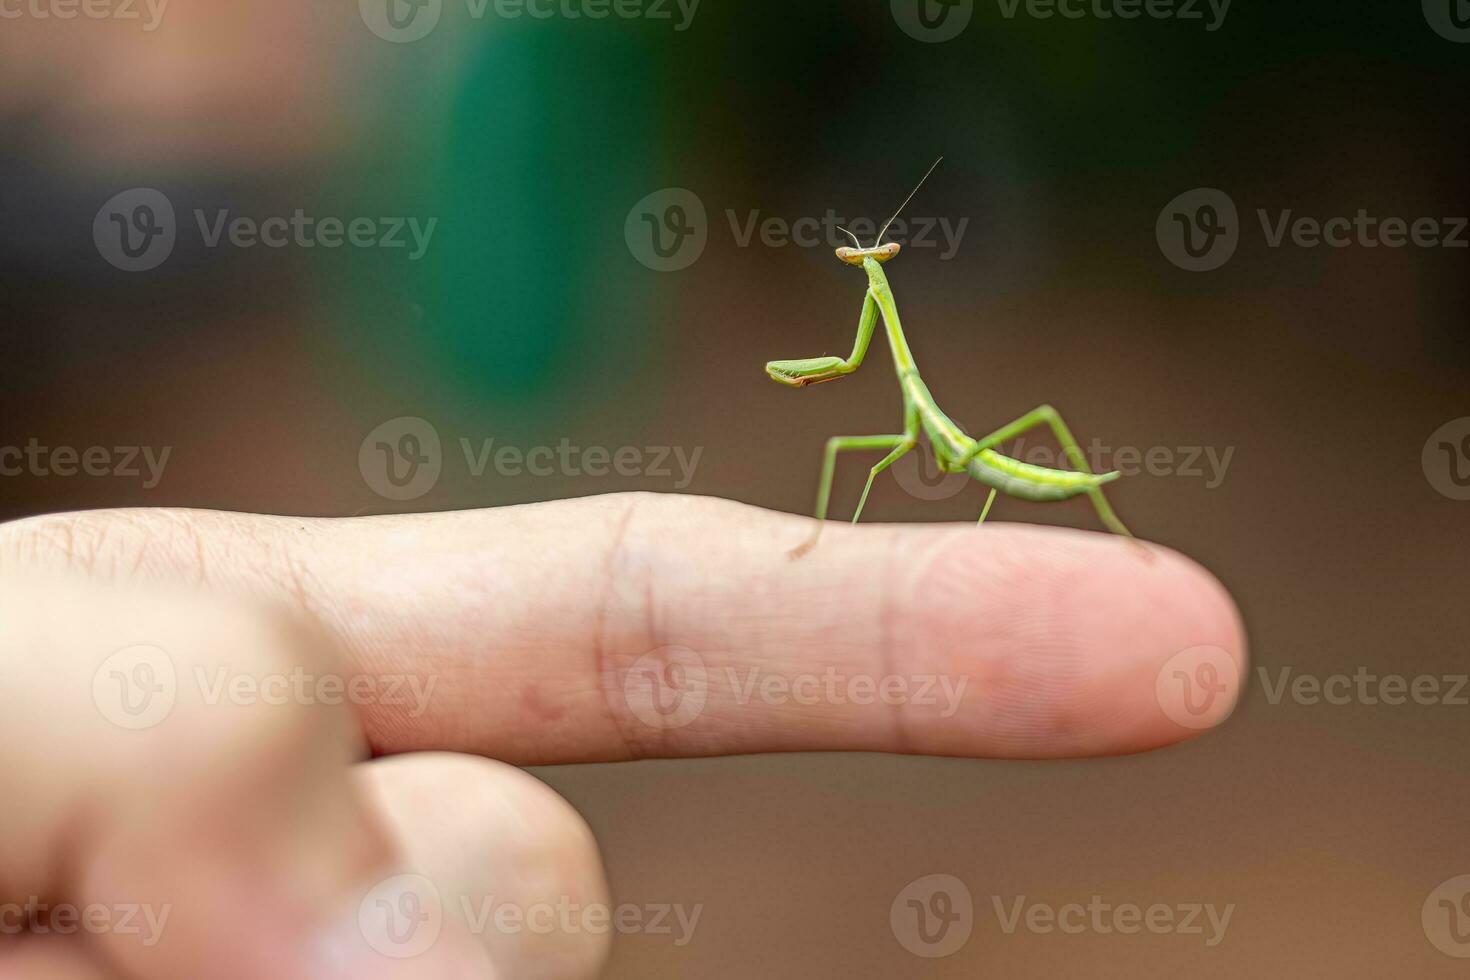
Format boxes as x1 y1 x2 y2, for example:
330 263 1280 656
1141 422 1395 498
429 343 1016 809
910 375 1116 502
964 447 1118 502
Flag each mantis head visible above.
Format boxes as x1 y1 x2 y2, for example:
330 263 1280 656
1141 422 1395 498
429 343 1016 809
835 242 901 266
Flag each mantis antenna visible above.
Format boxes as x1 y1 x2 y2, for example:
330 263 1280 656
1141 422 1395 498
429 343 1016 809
875 156 944 246
835 226 863 248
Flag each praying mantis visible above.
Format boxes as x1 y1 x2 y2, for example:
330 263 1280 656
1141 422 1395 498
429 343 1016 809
764 158 1135 556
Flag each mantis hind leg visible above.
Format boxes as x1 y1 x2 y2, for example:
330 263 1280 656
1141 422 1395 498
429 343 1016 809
966 404 1135 538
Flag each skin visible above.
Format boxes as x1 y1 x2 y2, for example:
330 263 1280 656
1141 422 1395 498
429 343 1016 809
0 493 1245 978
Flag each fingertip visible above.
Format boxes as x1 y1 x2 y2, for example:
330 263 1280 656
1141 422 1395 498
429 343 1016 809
1076 536 1248 750
357 754 610 980
897 525 1247 758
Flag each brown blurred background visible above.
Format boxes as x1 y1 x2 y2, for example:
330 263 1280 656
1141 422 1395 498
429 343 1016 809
2 0 1468 975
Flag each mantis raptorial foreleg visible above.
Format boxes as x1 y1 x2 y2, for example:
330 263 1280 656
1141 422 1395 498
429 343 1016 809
958 403 1133 537
765 291 880 386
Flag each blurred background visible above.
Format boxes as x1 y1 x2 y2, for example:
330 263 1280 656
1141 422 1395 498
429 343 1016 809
2 0 1468 975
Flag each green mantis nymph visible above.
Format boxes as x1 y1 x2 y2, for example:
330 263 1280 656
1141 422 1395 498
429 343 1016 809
765 159 1134 556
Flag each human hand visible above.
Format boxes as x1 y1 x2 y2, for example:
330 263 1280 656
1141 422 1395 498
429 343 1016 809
0 493 1245 979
